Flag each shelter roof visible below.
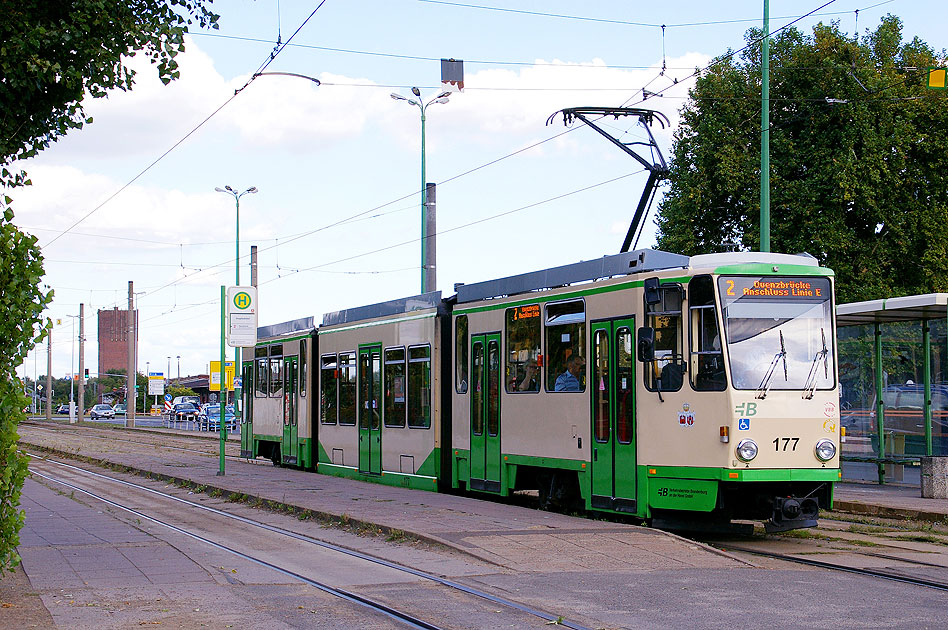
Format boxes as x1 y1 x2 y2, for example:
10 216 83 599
836 293 948 327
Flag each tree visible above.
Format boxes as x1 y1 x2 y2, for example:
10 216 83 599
0 1 219 574
0 0 218 188
655 16 948 303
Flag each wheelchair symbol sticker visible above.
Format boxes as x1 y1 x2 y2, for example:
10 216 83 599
738 418 751 431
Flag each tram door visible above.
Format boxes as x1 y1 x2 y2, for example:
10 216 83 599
470 333 502 492
589 318 637 513
240 362 253 456
282 356 298 464
358 344 382 475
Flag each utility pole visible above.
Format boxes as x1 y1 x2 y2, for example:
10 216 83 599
127 281 136 427
45 329 52 421
251 245 258 288
77 303 84 424
760 0 771 252
424 183 437 293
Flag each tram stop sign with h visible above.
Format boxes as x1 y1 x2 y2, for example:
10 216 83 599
226 286 257 348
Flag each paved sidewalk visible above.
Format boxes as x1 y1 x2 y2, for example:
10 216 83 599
17 424 740 573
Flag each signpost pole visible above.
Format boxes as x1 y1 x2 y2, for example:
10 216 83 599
219 286 226 476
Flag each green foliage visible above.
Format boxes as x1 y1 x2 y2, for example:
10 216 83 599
0 0 219 189
0 0 218 575
656 15 948 303
0 204 52 573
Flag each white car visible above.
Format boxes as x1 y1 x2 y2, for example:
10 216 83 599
90 404 115 420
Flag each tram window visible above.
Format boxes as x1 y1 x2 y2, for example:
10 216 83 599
456 315 468 393
269 356 284 398
384 347 407 427
408 345 431 428
487 341 500 436
616 328 634 444
338 352 357 425
320 354 338 424
472 341 484 436
644 283 684 392
254 346 268 398
546 300 586 392
593 329 609 442
505 304 541 393
300 340 307 397
689 276 726 391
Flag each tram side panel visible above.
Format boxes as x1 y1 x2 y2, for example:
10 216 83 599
316 310 443 491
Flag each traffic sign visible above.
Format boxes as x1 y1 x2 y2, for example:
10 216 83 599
148 372 165 396
164 393 172 402
226 286 257 347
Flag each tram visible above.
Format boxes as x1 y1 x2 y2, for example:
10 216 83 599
241 249 840 532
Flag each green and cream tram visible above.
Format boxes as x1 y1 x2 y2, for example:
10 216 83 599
244 249 839 532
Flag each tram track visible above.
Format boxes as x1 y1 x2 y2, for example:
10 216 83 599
21 420 259 463
708 542 948 592
25 451 593 630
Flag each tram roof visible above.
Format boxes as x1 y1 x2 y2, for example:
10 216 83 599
836 293 948 326
454 249 690 304
257 316 315 340
322 291 442 327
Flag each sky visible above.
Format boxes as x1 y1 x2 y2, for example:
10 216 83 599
13 0 945 384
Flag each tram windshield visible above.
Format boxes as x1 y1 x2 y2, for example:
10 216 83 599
718 276 835 392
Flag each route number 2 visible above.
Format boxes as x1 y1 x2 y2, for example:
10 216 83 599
773 437 799 452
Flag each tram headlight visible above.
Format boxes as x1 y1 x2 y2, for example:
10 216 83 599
815 438 837 462
736 439 758 462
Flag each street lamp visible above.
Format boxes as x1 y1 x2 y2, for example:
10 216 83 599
215 185 257 406
177 355 181 380
391 88 451 294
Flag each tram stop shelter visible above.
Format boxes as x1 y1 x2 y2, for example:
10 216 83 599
836 294 948 484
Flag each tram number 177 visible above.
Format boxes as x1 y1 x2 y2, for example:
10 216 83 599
773 437 800 452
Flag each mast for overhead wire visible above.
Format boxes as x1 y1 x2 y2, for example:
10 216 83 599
547 107 670 252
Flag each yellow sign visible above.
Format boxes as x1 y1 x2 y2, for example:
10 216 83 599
209 361 235 391
928 67 947 90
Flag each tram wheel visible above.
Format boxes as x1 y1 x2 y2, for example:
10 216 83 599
270 447 282 467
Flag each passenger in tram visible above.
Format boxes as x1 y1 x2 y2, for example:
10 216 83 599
555 355 586 391
517 359 539 391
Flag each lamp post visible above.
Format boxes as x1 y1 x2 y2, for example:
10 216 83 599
391 88 451 294
177 355 181 380
215 185 257 408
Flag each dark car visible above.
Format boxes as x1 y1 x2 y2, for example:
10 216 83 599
172 402 200 422
56 404 70 414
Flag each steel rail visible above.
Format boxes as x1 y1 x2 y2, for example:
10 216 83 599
27 467 443 630
716 543 948 592
27 452 593 630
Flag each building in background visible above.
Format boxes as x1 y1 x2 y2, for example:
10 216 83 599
97 307 137 373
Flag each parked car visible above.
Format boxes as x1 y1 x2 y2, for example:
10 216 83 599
112 403 127 416
56 404 70 414
90 404 115 420
172 402 200 422
205 404 236 431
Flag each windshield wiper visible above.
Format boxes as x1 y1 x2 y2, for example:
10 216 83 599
802 328 829 399
756 330 787 400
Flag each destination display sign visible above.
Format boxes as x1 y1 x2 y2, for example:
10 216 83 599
510 304 540 321
719 276 830 306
